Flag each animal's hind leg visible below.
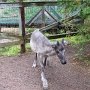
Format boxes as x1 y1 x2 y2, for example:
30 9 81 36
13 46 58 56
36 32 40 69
32 53 37 68
39 54 48 89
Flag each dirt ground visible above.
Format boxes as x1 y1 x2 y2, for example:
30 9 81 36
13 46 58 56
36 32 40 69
0 46 90 90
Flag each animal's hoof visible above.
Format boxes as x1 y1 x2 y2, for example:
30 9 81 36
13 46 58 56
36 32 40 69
42 79 48 89
32 60 37 68
32 63 36 68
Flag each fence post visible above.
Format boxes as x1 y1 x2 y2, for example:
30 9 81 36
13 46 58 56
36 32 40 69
0 27 1 33
19 3 26 53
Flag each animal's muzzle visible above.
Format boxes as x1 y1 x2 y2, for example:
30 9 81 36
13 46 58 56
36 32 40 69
57 54 67 65
61 60 67 65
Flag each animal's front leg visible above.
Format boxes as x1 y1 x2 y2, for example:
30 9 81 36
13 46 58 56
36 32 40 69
43 56 47 68
32 53 37 68
39 55 48 89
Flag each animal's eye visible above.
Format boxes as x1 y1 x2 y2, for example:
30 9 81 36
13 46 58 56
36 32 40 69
56 50 59 53
59 48 64 51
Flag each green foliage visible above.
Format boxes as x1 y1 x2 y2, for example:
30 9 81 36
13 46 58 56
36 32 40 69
26 28 34 33
78 16 90 35
66 35 90 45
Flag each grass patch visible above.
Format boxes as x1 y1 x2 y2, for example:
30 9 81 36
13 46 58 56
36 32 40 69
66 34 90 45
0 45 20 56
66 35 90 66
79 55 90 64
0 43 31 56
74 54 90 67
50 34 90 46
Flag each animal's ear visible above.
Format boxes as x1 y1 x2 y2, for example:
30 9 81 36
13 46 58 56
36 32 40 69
51 44 56 48
57 41 60 46
52 41 59 48
61 39 68 46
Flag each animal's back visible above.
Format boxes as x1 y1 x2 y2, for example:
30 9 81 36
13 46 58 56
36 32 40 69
30 29 52 53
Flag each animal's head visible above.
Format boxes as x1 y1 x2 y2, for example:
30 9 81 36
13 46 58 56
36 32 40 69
52 39 68 65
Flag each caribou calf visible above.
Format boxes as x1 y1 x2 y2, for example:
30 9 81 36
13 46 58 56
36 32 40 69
30 29 67 89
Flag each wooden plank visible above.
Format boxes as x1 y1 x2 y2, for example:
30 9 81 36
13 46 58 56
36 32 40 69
40 22 58 32
27 8 57 27
49 6 62 20
0 3 21 8
41 7 45 27
45 9 58 22
0 1 58 8
27 9 42 26
26 22 59 38
0 32 22 39
0 39 21 48
0 33 23 48
0 31 78 48
23 1 58 7
26 31 78 43
0 1 87 8
47 32 78 39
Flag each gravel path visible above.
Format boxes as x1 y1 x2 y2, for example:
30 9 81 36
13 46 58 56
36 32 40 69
0 46 90 90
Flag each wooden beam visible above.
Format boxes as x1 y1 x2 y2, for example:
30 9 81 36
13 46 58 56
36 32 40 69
47 32 78 39
49 6 62 20
0 40 21 48
27 9 42 26
26 22 59 38
0 3 20 8
0 1 88 7
0 1 58 8
41 7 45 27
23 1 58 7
0 32 22 39
45 9 58 22
40 22 59 32
26 31 78 43
18 4 26 53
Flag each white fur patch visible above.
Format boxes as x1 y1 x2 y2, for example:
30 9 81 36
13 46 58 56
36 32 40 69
32 60 37 68
41 72 48 89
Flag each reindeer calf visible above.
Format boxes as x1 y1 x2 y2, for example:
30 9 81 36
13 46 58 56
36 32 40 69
30 29 67 89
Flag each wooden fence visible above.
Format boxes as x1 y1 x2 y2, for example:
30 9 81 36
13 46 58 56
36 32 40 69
0 1 85 53
0 1 59 53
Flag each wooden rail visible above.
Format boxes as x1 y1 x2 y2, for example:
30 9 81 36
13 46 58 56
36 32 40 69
26 22 59 38
0 39 21 48
47 32 78 39
0 33 21 48
0 1 88 8
0 1 58 8
26 32 78 43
